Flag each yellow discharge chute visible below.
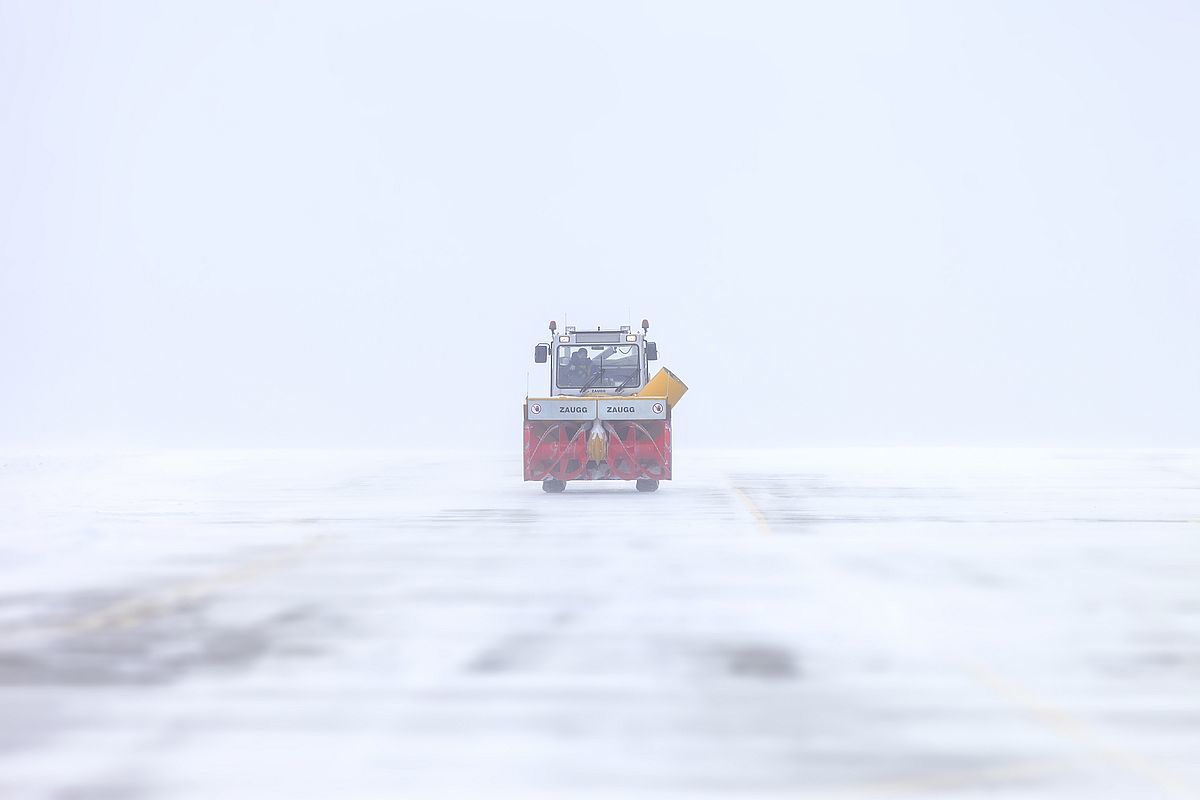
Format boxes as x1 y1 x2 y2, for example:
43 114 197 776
636 367 688 409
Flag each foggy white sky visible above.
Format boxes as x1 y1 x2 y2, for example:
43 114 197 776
2 1 1197 449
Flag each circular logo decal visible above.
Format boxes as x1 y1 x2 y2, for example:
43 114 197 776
652 402 664 414
530 403 542 415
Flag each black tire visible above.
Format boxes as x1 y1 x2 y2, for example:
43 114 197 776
542 479 566 493
636 479 659 493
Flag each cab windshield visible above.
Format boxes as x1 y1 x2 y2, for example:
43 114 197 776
556 345 641 389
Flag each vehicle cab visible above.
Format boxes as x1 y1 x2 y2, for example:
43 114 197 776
534 322 658 397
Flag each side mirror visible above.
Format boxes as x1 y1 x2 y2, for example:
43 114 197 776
645 342 658 361
534 344 549 363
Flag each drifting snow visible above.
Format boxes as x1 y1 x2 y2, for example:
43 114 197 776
0 449 1198 799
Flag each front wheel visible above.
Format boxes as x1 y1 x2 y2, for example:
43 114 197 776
635 479 659 493
542 479 566 493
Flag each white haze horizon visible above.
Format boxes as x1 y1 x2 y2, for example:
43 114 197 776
2 2 1198 450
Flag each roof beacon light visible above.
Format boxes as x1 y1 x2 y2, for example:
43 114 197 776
641 318 650 333
549 320 557 334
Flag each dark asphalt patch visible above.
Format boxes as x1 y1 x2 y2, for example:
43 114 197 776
0 601 332 687
711 643 801 680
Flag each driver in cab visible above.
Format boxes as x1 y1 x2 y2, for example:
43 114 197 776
568 347 594 384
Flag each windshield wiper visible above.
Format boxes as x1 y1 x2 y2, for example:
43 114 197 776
577 370 604 392
614 371 639 393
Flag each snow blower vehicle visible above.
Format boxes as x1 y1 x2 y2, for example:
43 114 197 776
524 319 687 493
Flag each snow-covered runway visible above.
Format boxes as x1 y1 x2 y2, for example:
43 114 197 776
1 449 1198 799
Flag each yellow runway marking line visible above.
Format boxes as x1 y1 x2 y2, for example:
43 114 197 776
64 534 328 635
726 474 1196 798
729 483 772 535
961 660 1198 799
